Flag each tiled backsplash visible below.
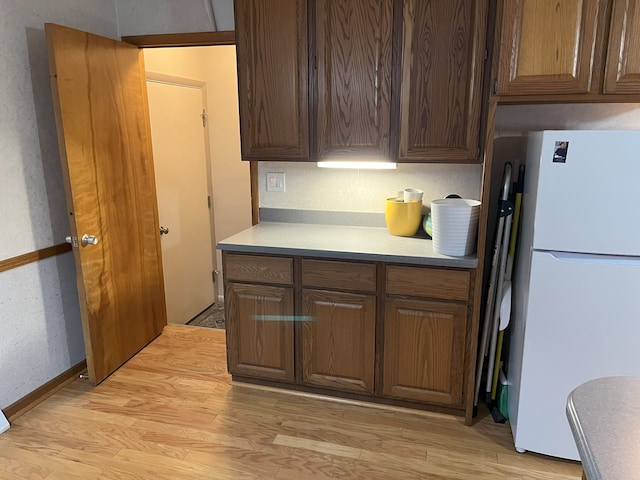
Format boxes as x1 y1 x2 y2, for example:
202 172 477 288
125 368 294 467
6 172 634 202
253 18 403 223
258 162 483 214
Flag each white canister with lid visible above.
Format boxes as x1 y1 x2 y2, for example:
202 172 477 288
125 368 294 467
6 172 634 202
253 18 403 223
430 198 481 256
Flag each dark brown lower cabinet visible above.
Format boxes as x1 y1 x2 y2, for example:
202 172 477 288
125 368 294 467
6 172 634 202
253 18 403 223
383 297 468 406
225 282 295 383
223 252 476 420
301 289 376 393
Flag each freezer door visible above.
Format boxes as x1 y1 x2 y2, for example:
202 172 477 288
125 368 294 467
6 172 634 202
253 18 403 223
530 130 640 256
515 250 640 460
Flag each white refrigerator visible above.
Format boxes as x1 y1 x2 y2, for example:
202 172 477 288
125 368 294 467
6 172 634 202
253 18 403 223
508 130 640 460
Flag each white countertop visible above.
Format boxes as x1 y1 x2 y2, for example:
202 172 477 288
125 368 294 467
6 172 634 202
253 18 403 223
217 222 478 268
566 376 640 480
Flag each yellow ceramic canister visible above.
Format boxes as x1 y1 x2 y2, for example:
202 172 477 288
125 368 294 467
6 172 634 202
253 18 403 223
385 197 422 236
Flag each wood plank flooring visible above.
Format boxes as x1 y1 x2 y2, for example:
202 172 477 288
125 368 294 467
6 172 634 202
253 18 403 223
0 325 582 479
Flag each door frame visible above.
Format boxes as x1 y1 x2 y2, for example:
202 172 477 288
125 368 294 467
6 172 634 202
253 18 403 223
123 31 260 226
146 73 218 314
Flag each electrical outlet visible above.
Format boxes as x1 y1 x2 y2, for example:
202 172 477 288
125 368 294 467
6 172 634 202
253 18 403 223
266 172 285 192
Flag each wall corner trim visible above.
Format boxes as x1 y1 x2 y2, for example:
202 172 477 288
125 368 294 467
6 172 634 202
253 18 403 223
0 243 72 274
4 360 87 422
122 31 235 47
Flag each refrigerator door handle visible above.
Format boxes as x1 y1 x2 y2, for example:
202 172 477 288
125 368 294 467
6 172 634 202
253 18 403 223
547 251 640 266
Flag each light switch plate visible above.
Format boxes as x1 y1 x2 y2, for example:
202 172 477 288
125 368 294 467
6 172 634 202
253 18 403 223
266 172 285 192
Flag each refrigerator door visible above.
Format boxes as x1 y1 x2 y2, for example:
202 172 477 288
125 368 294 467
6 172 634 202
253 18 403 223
514 250 640 460
529 130 640 256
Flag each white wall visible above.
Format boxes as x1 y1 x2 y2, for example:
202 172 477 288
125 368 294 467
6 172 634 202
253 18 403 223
143 46 252 299
0 0 119 410
258 163 483 213
116 0 234 37
1 1 118 259
202 46 252 297
144 46 207 79
495 103 640 135
0 256 84 409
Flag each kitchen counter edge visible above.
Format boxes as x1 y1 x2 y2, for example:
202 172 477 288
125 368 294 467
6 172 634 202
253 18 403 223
217 223 478 269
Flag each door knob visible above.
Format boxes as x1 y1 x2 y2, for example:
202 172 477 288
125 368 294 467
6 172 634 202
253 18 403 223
81 234 99 247
160 226 169 235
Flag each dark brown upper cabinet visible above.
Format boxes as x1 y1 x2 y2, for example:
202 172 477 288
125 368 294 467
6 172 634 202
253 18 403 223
234 0 489 163
234 0 309 160
494 0 640 100
314 0 394 160
396 0 488 162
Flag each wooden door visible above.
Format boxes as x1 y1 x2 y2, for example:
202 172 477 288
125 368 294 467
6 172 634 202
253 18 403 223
315 0 393 159
225 283 295 382
147 80 216 325
235 0 310 160
45 23 166 384
301 289 376 393
603 0 640 93
495 0 601 95
383 298 467 406
397 0 488 162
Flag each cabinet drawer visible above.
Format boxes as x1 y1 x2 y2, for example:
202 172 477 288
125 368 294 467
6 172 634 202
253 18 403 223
302 259 376 292
386 266 470 302
224 254 293 285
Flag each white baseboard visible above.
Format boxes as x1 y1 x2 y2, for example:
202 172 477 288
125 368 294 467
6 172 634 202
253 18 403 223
0 410 10 434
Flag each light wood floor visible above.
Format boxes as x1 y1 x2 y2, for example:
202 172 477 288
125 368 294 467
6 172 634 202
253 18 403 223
0 325 582 479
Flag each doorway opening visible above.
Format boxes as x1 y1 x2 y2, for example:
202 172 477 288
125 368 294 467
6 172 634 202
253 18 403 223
142 42 253 327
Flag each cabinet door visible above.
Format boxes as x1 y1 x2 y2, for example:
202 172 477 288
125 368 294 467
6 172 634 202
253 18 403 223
603 0 640 93
397 0 488 161
226 283 295 382
383 298 467 406
315 0 393 159
495 0 601 95
301 289 376 393
235 0 309 160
